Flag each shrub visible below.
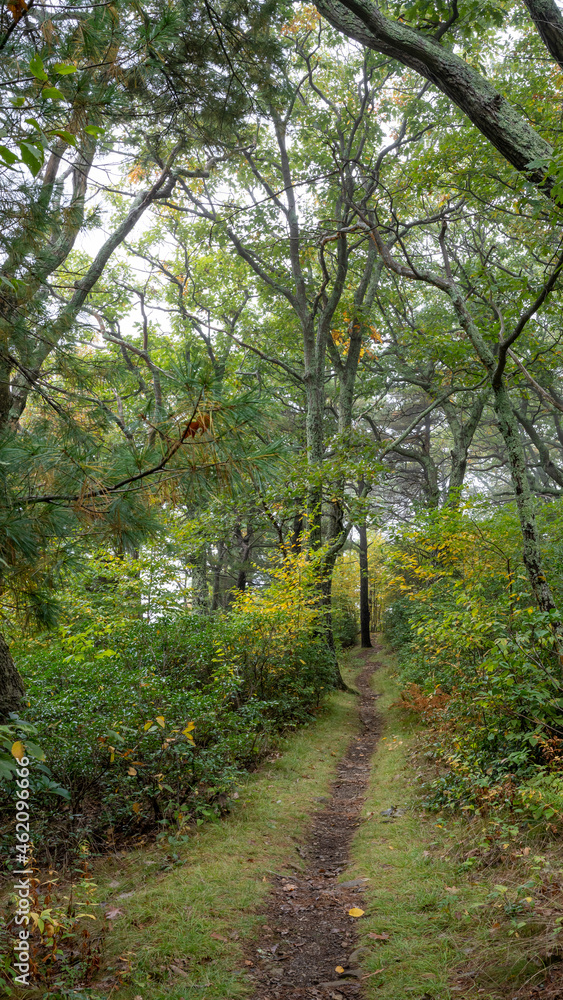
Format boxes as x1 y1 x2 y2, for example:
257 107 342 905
382 504 563 827
332 594 358 648
0 554 335 865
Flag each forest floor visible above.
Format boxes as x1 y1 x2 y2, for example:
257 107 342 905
5 640 563 1000
244 647 380 1000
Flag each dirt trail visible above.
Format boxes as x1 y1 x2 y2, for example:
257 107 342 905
247 646 381 1000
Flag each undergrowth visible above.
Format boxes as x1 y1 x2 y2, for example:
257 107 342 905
382 502 563 832
0 553 344 868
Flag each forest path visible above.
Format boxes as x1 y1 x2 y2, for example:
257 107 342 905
246 644 381 1000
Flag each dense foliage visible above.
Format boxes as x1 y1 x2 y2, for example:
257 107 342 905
0 553 336 865
383 504 563 826
3 6 563 994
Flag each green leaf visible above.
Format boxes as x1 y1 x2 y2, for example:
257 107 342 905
84 125 104 137
53 63 77 74
0 145 18 167
0 756 16 780
41 87 65 101
53 130 77 147
17 141 44 176
24 741 46 761
10 97 25 108
29 54 48 82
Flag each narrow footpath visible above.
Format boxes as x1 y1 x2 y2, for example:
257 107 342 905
246 646 381 1000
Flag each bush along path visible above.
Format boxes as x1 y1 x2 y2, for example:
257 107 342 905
245 647 381 1000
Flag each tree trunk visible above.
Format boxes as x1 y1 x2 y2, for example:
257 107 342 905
0 632 24 721
191 548 208 613
305 372 325 549
492 382 559 614
313 0 554 195
211 541 225 610
234 522 253 592
358 521 372 648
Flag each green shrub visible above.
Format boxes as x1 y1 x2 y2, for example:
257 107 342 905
332 594 358 648
0 561 336 865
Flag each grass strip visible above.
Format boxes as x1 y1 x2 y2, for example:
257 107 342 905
348 643 563 1000
85 684 359 1000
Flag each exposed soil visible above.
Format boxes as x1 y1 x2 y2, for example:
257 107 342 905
246 646 381 1000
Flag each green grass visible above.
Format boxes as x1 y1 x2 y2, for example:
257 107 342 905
7 644 562 1000
65 683 359 1000
347 642 563 1000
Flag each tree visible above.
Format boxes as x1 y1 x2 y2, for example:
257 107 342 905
313 0 560 198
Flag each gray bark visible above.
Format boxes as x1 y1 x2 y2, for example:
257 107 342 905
358 520 372 648
313 0 554 193
515 408 563 489
443 387 489 504
523 0 563 71
0 633 24 722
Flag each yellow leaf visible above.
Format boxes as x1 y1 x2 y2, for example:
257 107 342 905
11 740 25 760
132 802 141 813
335 966 344 973
183 721 196 732
143 720 153 731
155 716 165 728
348 907 364 917
128 767 137 776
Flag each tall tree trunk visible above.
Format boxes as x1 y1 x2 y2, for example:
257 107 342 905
358 521 372 648
211 541 226 610
492 382 558 614
234 522 253 592
191 547 208 613
0 633 24 721
305 372 325 549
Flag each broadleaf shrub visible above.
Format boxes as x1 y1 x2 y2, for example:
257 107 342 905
0 553 337 866
382 503 563 827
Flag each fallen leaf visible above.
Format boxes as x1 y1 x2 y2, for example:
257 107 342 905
444 886 458 893
11 741 25 760
156 716 165 728
335 966 345 973
244 959 254 966
132 803 141 814
105 908 124 920
282 884 298 891
368 932 390 941
210 933 228 942
421 973 437 979
348 908 365 917
128 767 137 776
